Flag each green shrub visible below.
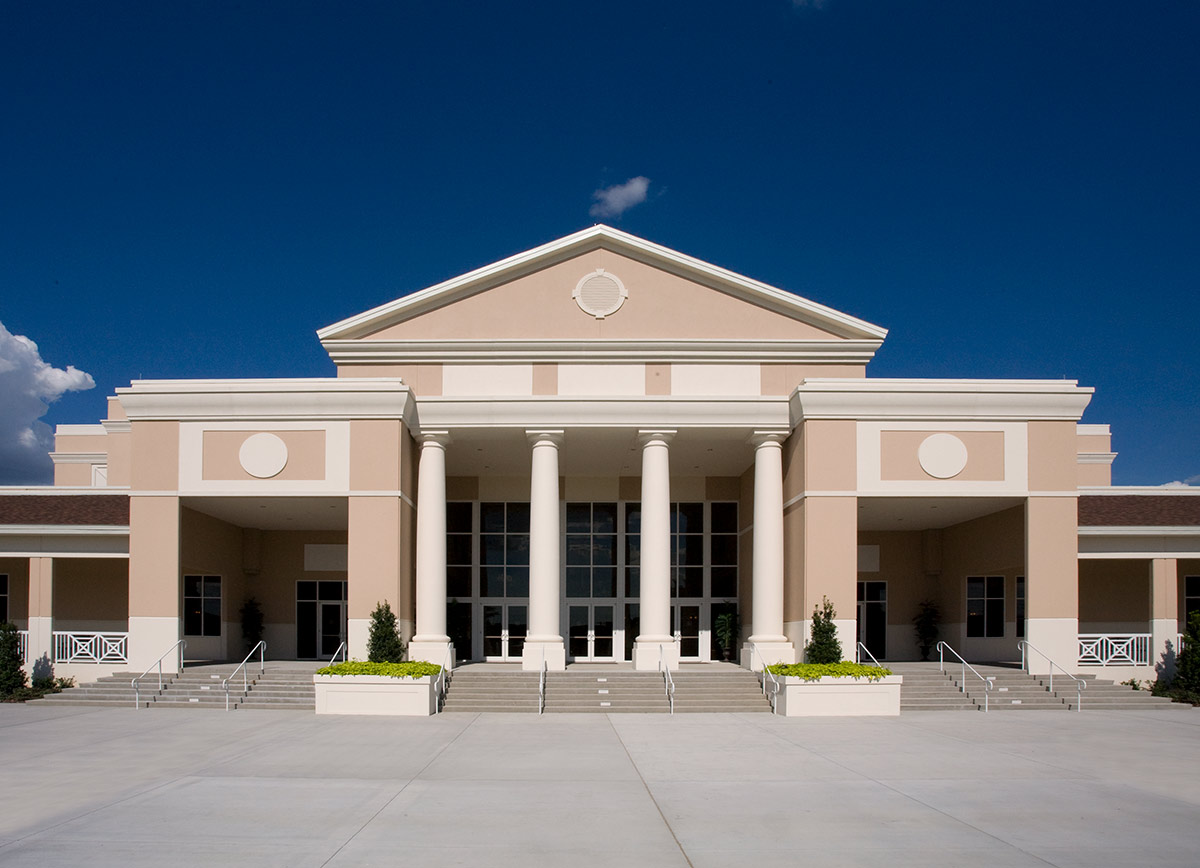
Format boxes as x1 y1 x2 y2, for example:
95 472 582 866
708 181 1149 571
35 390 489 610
367 600 405 663
804 596 842 663
767 662 892 681
1152 612 1200 705
0 622 27 697
316 661 441 678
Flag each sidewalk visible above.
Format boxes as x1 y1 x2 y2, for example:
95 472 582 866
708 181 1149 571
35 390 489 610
0 704 1197 867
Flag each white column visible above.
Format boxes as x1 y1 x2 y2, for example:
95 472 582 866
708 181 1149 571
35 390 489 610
26 557 54 671
633 430 679 671
523 430 566 671
743 432 796 669
408 431 453 666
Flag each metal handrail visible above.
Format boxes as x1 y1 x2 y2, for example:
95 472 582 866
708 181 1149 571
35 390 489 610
222 640 266 711
937 641 992 712
538 645 547 715
659 644 675 715
748 643 779 714
856 641 882 668
326 641 347 667
1019 640 1085 712
433 644 452 714
132 639 186 708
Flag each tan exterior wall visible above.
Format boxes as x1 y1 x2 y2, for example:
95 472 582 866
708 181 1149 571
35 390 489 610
255 530 349 627
645 364 671 396
1076 463 1112 486
857 531 928 626
202 430 327 481
880 431 1005 481
1025 497 1078 619
790 496 858 625
367 249 845 342
28 558 53 618
804 420 857 491
447 476 481 501
939 505 1026 632
1078 560 1149 625
350 420 403 491
130 422 180 491
760 365 864 396
347 497 404 620
1028 421 1078 492
54 463 94 486
1076 433 1111 454
128 496 180 617
106 429 132 487
52 559 128 625
1 558 30 622
782 430 804 501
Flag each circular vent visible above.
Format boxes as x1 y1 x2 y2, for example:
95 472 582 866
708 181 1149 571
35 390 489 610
573 269 627 318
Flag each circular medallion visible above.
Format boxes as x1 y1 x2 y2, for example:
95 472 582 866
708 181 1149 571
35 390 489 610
917 433 968 479
238 432 289 479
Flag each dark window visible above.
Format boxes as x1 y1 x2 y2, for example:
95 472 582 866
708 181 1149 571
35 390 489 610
0 573 7 623
1016 577 1026 639
184 575 221 637
967 576 1005 638
565 503 619 598
477 503 530 598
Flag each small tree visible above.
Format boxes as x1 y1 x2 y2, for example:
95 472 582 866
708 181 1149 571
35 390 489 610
804 596 842 664
0 622 28 697
367 601 405 663
912 599 941 662
1173 611 1200 695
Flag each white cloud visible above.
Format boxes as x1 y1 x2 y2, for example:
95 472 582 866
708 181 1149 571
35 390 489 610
589 176 651 220
0 321 95 484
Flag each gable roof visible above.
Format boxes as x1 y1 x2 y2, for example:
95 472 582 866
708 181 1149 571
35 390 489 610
317 225 888 344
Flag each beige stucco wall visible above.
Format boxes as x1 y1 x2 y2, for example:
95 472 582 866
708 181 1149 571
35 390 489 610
347 497 404 621
1025 497 1078 619
349 420 403 491
880 431 1005 481
52 559 128 625
786 496 858 626
1028 421 1079 492
106 429 132 487
1078 559 1149 626
857 531 928 626
202 430 327 481
367 249 846 342
939 505 1025 638
760 365 864 396
128 496 180 617
1076 463 1112 486
803 420 857 491
54 463 94 486
130 422 180 491
1 558 30 623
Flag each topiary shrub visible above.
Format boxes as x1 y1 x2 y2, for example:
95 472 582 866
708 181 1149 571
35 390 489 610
240 597 265 653
316 661 440 678
367 601 405 663
0 622 28 697
1171 611 1200 698
804 596 842 664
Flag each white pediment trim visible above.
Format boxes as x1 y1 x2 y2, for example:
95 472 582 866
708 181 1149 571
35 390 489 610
317 225 888 343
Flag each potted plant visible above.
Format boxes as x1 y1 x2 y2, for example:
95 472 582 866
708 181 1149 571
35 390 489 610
714 612 737 661
912 599 941 661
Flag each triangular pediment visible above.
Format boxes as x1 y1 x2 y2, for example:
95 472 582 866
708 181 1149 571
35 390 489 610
318 226 886 362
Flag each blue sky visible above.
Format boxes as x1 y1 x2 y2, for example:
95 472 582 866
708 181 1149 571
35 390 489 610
1 1 1197 485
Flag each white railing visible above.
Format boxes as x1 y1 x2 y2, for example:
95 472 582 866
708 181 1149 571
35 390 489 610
433 644 453 715
327 642 347 667
658 644 675 715
132 639 186 708
538 645 547 715
1019 640 1084 712
222 641 266 711
748 643 779 714
18 630 28 662
856 641 882 668
53 631 128 664
1078 634 1150 666
937 641 993 712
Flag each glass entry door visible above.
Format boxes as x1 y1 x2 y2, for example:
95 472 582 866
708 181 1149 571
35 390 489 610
857 581 887 660
483 603 526 661
673 604 701 660
568 604 615 661
297 580 347 660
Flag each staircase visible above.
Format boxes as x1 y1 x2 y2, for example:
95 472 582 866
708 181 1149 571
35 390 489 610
889 663 980 711
440 664 773 713
31 664 317 710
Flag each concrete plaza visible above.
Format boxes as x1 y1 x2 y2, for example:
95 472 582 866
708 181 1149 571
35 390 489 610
0 704 1197 867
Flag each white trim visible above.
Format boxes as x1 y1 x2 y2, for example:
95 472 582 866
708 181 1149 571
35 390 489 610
1078 526 1200 536
1076 424 1111 435
0 524 128 536
317 225 888 343
1077 452 1117 465
323 338 883 366
54 424 107 436
1079 486 1200 495
414 394 790 429
792 378 1093 422
0 486 129 495
48 452 106 465
102 420 132 434
116 378 413 423
178 421 351 494
855 421 1028 495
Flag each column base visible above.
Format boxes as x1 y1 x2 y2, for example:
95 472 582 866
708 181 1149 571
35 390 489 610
522 639 566 671
1151 617 1180 678
740 641 796 671
1024 618 1078 675
408 639 454 669
25 616 53 668
633 638 679 671
127 617 182 673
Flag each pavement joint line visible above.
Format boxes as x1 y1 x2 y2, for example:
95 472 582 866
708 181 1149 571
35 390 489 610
318 712 481 868
606 713 696 868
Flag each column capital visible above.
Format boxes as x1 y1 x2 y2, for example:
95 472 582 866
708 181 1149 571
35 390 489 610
749 430 789 448
526 429 565 447
417 430 451 448
637 429 677 447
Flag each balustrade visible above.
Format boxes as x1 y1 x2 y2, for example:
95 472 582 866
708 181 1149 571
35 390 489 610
1077 633 1149 666
52 631 129 664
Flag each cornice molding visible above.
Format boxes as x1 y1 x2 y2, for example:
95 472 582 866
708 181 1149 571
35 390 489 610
323 338 882 366
48 452 106 465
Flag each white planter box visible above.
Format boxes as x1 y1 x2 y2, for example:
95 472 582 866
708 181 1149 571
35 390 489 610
774 675 902 717
314 674 437 716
